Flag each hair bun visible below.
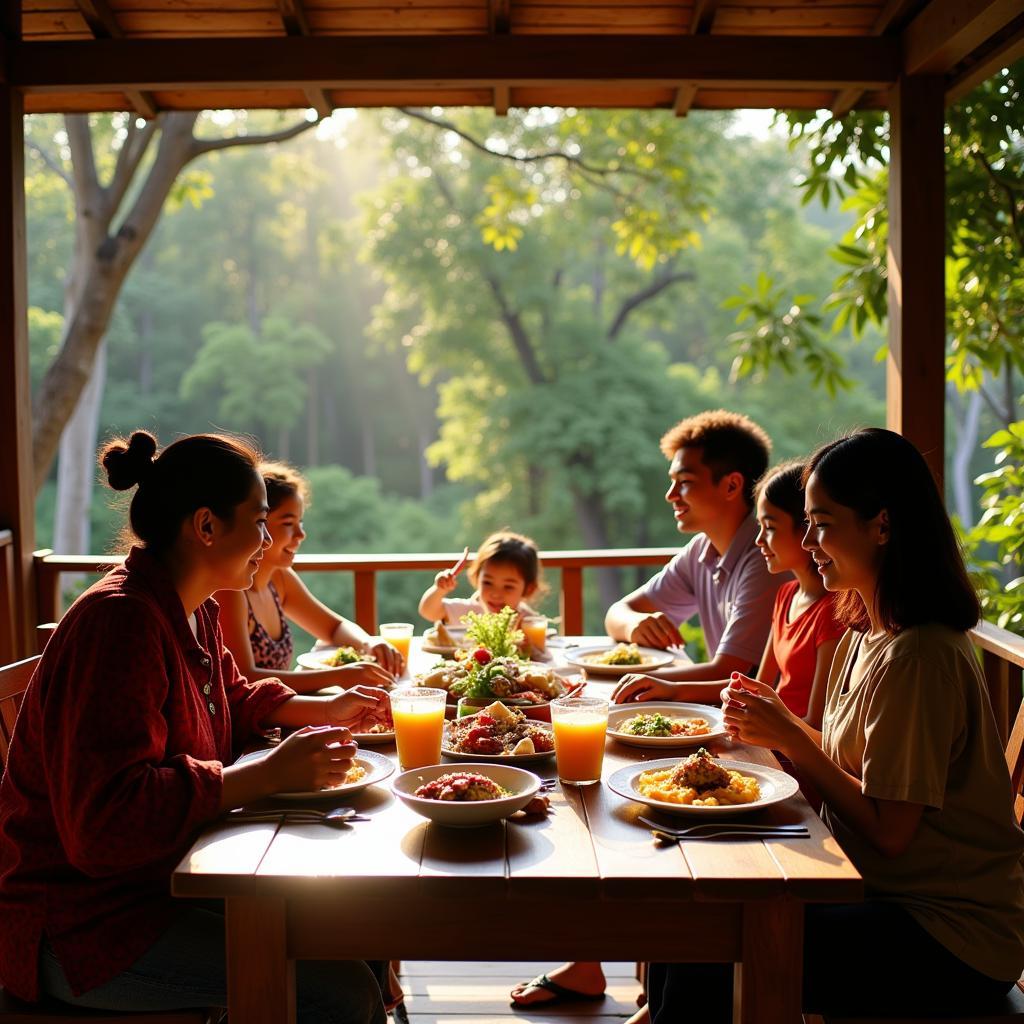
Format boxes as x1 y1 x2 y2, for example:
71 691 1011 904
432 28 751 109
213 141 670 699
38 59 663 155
101 430 158 491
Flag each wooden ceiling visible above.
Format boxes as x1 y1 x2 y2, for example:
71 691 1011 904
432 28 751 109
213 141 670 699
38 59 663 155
9 0 1024 115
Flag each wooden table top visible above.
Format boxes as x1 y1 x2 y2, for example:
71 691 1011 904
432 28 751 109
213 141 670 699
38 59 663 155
172 638 862 906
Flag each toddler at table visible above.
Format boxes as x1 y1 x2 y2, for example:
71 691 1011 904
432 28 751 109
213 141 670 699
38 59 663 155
418 530 544 625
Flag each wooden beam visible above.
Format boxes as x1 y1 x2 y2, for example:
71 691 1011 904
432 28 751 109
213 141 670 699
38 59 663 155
10 35 902 93
689 0 721 35
73 0 159 120
0 1 36 659
488 0 511 35
904 0 1024 75
493 84 510 116
945 14 1024 103
274 0 333 120
886 74 946 488
832 0 922 117
673 82 698 116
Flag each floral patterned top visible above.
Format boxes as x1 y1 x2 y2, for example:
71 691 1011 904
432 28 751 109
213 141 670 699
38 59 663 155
246 581 293 671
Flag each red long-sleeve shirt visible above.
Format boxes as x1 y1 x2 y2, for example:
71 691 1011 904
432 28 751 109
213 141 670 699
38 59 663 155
0 547 294 1000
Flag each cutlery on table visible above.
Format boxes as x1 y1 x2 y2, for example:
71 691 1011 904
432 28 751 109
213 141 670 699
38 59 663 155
228 806 369 826
638 815 808 836
538 779 558 792
650 826 809 843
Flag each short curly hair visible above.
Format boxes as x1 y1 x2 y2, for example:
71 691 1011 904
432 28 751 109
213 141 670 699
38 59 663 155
259 461 310 512
660 410 771 508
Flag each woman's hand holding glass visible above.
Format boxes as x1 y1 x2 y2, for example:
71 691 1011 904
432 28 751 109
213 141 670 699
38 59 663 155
721 673 803 753
326 685 392 731
261 725 357 793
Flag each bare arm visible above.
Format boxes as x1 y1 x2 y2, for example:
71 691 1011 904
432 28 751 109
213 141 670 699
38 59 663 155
605 590 682 649
213 586 395 694
804 637 840 729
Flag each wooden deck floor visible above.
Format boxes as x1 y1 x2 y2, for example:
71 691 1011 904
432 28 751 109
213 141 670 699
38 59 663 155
396 961 642 1023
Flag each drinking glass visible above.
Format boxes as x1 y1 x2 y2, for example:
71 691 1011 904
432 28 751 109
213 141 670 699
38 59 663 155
392 687 447 770
550 695 609 786
379 622 414 667
521 614 548 653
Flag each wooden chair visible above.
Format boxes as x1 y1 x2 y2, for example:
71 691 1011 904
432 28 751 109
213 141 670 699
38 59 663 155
804 691 1024 1024
0 656 218 1023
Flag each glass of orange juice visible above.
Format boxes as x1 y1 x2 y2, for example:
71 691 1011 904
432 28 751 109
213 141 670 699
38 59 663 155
391 687 447 770
379 622 414 668
550 696 609 786
521 614 548 653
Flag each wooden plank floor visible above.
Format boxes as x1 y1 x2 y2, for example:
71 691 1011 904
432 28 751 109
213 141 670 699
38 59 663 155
395 961 642 1023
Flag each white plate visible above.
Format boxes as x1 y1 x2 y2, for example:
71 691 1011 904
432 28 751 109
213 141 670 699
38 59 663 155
564 644 675 677
296 647 374 671
441 721 556 764
393 762 541 827
235 747 394 800
607 757 800 818
606 702 727 748
349 729 396 746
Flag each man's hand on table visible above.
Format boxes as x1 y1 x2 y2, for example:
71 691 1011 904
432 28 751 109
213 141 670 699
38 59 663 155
262 725 357 793
611 674 683 704
627 612 681 650
325 685 392 730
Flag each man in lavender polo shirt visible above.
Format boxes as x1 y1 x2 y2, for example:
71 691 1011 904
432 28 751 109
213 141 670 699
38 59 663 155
608 409 786 705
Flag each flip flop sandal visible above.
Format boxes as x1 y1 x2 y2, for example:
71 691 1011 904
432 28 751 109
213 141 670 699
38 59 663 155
510 973 606 1008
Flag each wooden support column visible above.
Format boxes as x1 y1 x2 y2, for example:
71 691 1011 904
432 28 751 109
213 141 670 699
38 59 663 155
886 74 946 487
0 3 36 659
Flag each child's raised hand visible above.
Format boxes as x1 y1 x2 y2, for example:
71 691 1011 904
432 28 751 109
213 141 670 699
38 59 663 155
433 569 460 594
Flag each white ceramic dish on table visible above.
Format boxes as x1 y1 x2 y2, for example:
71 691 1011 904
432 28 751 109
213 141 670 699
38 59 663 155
441 720 556 764
235 747 394 800
296 647 374 671
392 762 541 827
563 644 675 677
607 758 799 818
606 702 728 748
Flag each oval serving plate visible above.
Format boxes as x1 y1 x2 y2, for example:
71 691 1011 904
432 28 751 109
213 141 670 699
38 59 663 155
441 721 556 764
606 702 727 749
607 757 799 818
296 647 374 671
563 644 675 677
234 747 394 800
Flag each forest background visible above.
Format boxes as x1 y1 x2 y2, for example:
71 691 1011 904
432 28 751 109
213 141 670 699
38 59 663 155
24 74 1022 646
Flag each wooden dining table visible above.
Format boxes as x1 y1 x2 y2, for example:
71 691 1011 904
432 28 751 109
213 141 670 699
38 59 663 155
172 637 862 1024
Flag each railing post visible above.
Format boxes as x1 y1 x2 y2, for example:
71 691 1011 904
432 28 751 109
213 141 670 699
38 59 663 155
560 567 583 636
353 570 377 635
0 536 15 664
33 551 59 629
984 648 1023 746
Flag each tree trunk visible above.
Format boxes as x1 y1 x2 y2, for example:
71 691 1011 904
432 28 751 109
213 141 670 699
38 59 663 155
570 485 621 613
306 366 319 466
53 340 107 554
417 424 433 499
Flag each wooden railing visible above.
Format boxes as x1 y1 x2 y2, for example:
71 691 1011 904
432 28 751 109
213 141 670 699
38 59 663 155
28 548 1024 742
0 530 15 664
31 547 679 639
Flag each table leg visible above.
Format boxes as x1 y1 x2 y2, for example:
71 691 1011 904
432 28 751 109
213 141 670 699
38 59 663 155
735 901 803 1024
226 896 295 1024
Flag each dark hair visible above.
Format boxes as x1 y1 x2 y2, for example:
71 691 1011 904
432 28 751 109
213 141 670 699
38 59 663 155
755 459 807 526
259 461 310 512
804 427 980 633
468 530 546 596
660 409 771 507
100 430 262 554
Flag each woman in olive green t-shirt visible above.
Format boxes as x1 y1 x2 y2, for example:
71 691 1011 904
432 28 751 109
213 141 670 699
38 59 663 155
646 428 1024 1022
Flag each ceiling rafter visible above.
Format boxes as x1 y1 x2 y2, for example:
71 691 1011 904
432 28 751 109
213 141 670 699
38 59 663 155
73 0 158 119
904 0 1024 75
945 13 1024 103
832 0 923 117
675 0 722 116
274 0 332 119
489 0 512 115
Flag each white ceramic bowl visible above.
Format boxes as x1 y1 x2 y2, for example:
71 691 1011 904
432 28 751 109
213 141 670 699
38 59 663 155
392 762 541 827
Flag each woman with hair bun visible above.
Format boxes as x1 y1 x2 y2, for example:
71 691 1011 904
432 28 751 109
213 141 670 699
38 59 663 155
647 428 1024 1021
0 430 387 1024
216 461 403 695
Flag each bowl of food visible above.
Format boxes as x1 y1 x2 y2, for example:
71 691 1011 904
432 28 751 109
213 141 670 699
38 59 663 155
607 748 799 818
606 702 727 748
392 762 542 827
564 643 676 676
443 701 556 763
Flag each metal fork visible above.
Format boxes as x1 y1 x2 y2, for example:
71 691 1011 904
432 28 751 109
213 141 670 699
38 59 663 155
638 815 808 837
650 826 810 843
228 807 369 826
